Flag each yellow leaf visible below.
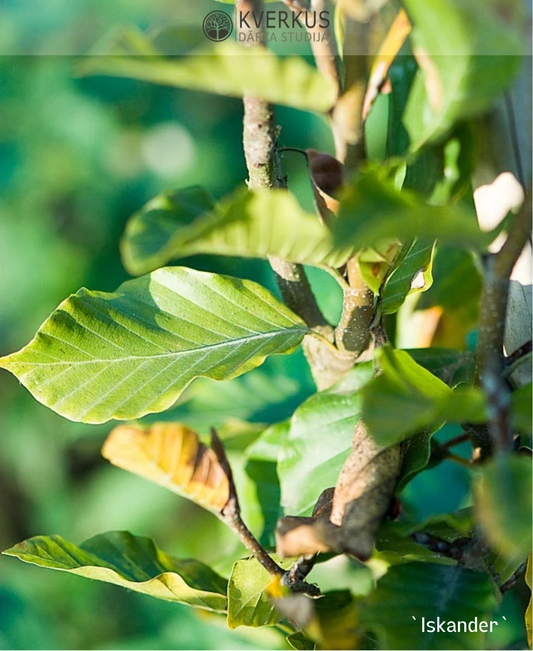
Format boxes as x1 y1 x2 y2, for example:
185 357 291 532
102 423 230 513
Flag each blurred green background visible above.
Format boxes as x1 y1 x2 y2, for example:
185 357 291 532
0 1 528 650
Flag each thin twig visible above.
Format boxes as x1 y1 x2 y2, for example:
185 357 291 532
211 429 284 577
477 199 532 452
440 433 471 450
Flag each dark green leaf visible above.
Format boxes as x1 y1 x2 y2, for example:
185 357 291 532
286 631 316 650
3 532 227 612
360 562 498 649
511 383 532 435
244 422 288 545
474 455 532 560
381 239 435 315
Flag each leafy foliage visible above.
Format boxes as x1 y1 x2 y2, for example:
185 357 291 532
3 532 228 612
359 562 498 649
0 268 307 423
1 0 530 649
80 31 338 113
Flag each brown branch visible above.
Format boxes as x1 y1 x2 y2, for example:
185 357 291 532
477 199 532 452
237 0 360 390
211 429 284 577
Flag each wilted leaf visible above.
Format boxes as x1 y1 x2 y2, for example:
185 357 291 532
0 267 308 423
80 32 337 113
362 8 412 119
359 562 498 649
3 531 227 612
227 556 286 629
474 455 532 560
102 423 230 513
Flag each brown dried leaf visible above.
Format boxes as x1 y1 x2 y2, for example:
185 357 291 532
306 149 344 222
102 423 230 513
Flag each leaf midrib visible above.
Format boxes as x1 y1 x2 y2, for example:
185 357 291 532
5 326 307 368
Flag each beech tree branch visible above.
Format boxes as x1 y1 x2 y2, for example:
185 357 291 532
477 199 532 452
237 0 358 389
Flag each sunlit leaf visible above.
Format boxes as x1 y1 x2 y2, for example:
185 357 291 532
102 423 230 513
80 31 337 113
122 169 492 276
227 556 285 629
381 239 435 315
3 532 227 612
0 268 307 423
122 186 334 275
279 364 374 517
361 347 487 447
360 562 498 649
402 0 523 150
474 455 532 560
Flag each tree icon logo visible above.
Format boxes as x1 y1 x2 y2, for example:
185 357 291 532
203 11 233 42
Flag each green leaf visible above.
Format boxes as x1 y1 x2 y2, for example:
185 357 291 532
244 422 288 546
361 347 486 447
511 383 532 435
360 562 498 650
122 186 335 276
408 348 476 387
335 169 492 252
474 455 532 560
80 31 337 113
227 557 284 629
374 523 458 567
123 170 491 279
381 239 435 315
401 0 523 150
3 531 227 612
286 632 316 650
0 267 308 423
417 245 482 313
279 363 374 517
121 186 216 275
